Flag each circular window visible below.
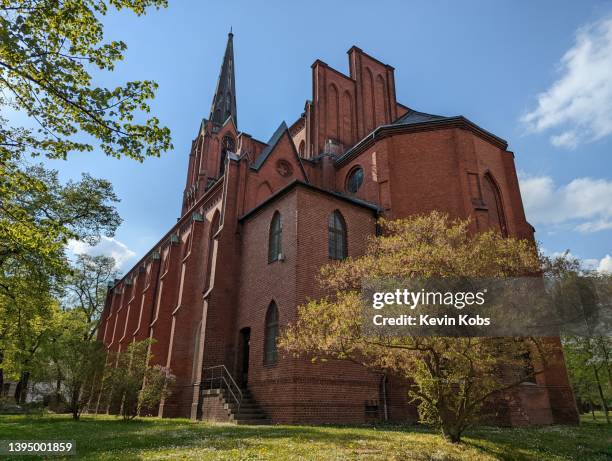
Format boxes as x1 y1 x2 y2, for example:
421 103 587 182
276 159 293 177
346 167 364 193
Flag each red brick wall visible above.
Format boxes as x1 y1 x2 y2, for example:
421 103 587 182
94 44 578 427
235 186 410 424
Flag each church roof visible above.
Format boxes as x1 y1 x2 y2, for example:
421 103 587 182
393 109 449 125
239 180 380 222
250 122 288 170
209 32 237 127
334 108 509 167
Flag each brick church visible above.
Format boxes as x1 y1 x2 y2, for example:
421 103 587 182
97 33 579 425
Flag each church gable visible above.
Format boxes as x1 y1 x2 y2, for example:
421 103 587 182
245 122 308 210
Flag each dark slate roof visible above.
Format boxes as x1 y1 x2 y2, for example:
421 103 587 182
393 109 449 125
209 32 238 127
250 122 288 171
334 107 509 166
239 180 380 222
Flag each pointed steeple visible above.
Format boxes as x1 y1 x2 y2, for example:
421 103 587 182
209 31 237 127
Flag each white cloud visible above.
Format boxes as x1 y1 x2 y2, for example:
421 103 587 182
575 219 612 233
67 236 136 270
519 174 612 232
598 254 612 272
521 16 612 148
550 131 579 149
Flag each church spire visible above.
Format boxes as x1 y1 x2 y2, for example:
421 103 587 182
209 31 237 127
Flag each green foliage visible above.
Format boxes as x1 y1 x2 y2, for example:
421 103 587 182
43 309 106 419
138 364 175 415
563 336 611 421
0 161 120 404
25 254 118 419
0 159 121 278
0 0 169 413
103 339 174 420
63 253 118 340
543 253 612 423
0 259 58 378
280 212 550 443
0 0 171 160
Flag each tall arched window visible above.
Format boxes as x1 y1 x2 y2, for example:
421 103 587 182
328 210 347 260
264 302 279 364
482 173 508 237
219 135 235 177
191 321 202 383
298 140 305 156
268 211 282 263
205 211 220 291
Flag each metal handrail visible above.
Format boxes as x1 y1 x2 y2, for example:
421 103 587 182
201 365 243 417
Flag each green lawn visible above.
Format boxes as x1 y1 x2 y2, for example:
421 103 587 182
0 413 609 460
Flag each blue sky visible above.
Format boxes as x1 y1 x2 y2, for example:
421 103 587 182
41 1 612 272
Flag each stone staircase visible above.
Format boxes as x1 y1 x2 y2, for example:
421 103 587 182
201 365 270 425
227 388 270 425
201 387 270 425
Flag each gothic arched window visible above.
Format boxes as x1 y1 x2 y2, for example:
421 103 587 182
268 211 282 263
219 135 236 177
204 211 220 291
191 321 202 383
298 140 305 156
264 302 279 364
482 173 508 237
328 210 347 260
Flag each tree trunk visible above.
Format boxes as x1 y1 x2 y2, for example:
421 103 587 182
14 371 30 404
71 382 82 420
55 377 62 402
441 424 463 443
0 350 4 396
13 380 21 402
592 365 610 424
597 338 612 390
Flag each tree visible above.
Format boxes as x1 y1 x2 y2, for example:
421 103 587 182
543 253 611 424
0 256 60 403
0 164 120 397
103 339 174 420
563 336 611 423
0 0 170 406
1 0 169 279
0 162 121 279
0 0 169 320
44 309 106 419
280 212 551 443
0 0 171 161
63 253 118 341
41 253 118 419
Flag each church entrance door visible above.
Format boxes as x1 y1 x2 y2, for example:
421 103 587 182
239 327 250 387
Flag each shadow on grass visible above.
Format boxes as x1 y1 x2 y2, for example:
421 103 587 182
0 414 392 459
463 418 612 461
1 414 610 460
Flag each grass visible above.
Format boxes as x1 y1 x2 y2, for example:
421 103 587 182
0 413 609 460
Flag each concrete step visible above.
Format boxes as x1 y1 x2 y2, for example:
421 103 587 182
235 418 271 425
206 386 269 425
